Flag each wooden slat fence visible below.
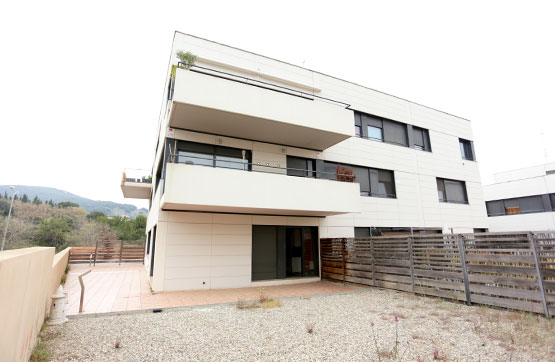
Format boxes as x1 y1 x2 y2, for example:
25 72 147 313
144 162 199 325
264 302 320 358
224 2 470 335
321 231 555 318
69 242 144 265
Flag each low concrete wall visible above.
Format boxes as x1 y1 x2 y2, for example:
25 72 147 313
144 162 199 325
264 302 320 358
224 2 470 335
0 247 70 362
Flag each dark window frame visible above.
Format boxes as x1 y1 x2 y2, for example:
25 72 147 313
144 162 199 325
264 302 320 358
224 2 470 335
413 126 431 152
459 138 475 161
486 194 553 216
323 161 396 198
436 177 468 204
354 111 430 151
173 140 252 171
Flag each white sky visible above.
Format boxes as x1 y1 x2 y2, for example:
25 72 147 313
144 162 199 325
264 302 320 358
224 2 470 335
1 0 554 209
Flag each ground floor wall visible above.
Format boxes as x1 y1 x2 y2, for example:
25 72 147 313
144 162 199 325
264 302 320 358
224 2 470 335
487 212 555 232
145 209 486 292
145 211 322 292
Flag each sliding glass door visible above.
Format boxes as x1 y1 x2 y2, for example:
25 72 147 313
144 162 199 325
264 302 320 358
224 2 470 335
252 225 319 281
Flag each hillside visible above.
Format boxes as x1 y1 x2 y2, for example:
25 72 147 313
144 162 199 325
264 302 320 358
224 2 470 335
0 185 147 217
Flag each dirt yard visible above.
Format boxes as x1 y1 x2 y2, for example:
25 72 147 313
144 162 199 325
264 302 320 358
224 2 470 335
37 288 554 361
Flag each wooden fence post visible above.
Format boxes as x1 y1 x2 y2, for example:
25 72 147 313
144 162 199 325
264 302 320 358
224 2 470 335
370 237 375 287
342 238 346 285
93 239 99 266
528 232 550 318
119 239 123 266
457 234 472 306
408 237 415 293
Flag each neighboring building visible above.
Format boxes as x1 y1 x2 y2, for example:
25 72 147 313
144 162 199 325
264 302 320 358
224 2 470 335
484 163 555 232
121 32 488 292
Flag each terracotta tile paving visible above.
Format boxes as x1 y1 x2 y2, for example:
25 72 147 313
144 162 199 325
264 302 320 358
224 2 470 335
64 264 354 315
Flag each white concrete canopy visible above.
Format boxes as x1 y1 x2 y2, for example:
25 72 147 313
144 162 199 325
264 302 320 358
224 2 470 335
161 163 361 216
169 69 354 150
121 181 151 199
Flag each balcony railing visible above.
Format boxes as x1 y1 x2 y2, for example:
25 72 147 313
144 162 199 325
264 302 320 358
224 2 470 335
168 153 356 183
170 62 351 108
122 168 152 184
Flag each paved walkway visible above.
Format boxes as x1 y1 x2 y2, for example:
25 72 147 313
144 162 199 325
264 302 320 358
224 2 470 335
64 264 353 315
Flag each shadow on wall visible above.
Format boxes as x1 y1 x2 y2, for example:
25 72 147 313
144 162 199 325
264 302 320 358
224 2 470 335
0 246 70 362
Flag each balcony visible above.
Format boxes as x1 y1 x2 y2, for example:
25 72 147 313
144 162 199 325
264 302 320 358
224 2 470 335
121 169 152 199
168 67 354 151
161 160 361 217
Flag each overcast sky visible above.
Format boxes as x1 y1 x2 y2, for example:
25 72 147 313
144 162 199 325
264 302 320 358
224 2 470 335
1 0 554 209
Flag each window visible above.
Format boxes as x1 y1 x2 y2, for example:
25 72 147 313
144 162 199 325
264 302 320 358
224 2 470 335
323 161 396 198
487 194 553 216
437 178 468 204
413 127 431 151
376 169 396 197
354 111 423 149
486 200 505 216
459 138 474 161
367 125 383 141
383 120 408 146
174 140 251 170
354 227 370 238
503 195 545 214
287 156 315 177
546 170 555 175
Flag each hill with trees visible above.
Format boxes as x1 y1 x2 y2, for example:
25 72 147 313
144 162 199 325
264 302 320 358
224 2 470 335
0 185 147 217
0 194 146 252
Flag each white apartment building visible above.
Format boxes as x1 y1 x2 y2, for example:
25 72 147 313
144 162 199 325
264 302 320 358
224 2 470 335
121 32 488 292
484 163 555 232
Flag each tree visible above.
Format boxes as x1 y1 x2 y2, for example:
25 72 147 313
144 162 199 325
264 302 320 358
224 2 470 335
3 192 7 200
48 199 54 207
0 199 10 216
32 196 40 205
87 210 106 221
21 194 28 203
57 201 79 208
33 217 71 251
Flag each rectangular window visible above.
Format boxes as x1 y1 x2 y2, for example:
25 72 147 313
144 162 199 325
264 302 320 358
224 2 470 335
367 125 383 141
486 200 505 216
352 166 370 196
376 169 396 197
175 140 251 170
413 126 431 151
287 156 315 178
354 111 420 149
503 195 545 214
437 178 468 204
354 227 370 238
323 161 396 198
459 138 474 161
383 120 408 146
551 194 555 211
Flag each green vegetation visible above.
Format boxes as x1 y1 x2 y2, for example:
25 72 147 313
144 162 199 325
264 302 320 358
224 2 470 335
176 50 197 68
0 193 146 251
0 185 147 217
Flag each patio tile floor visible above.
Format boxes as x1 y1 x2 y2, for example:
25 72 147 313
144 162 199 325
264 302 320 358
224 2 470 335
64 264 354 315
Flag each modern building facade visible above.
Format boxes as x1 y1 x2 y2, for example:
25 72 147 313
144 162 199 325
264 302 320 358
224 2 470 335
484 163 555 232
121 32 488 292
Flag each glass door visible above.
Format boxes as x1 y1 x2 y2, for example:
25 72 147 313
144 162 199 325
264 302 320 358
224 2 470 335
286 228 303 277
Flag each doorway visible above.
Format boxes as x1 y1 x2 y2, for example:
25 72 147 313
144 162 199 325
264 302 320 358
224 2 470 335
252 225 319 281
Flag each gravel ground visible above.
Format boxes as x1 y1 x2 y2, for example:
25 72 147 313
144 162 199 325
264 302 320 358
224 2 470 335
40 288 554 361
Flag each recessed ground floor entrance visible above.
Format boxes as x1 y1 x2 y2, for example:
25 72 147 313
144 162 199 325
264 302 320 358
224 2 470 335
252 225 319 281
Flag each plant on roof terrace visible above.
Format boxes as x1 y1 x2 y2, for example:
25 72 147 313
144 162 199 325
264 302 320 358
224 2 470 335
336 164 356 182
171 50 197 80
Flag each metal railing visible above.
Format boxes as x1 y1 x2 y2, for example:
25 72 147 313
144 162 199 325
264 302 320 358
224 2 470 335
122 168 152 184
168 153 357 182
171 62 352 109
